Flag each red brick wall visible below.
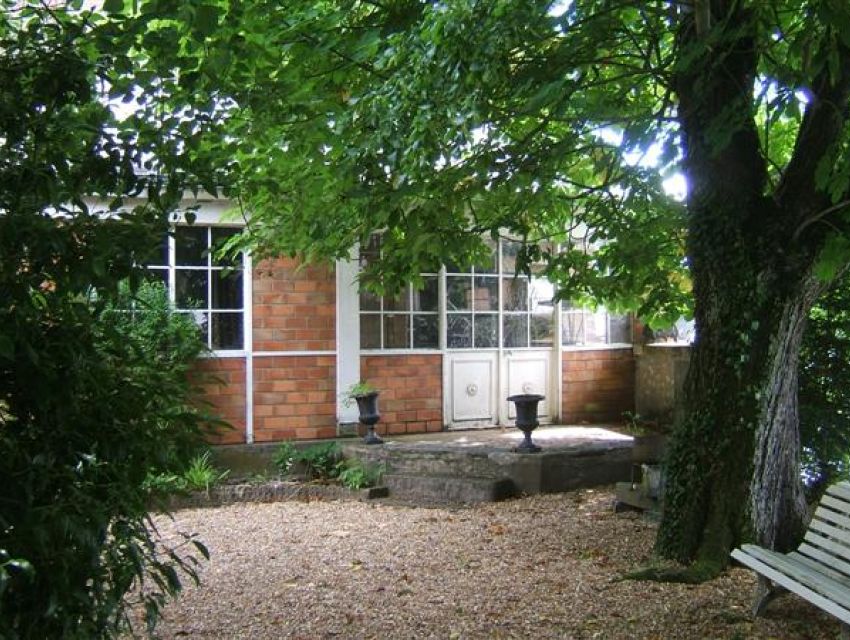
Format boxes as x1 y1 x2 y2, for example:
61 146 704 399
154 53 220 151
253 355 337 442
562 348 635 423
193 358 247 445
361 354 443 435
252 258 335 352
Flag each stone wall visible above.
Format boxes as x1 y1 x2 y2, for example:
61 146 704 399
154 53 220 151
634 344 691 427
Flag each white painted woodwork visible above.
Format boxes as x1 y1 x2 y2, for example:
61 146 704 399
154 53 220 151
502 350 552 422
446 352 498 425
731 481 850 630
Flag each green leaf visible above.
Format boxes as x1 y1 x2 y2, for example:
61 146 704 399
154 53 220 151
103 0 124 13
814 234 850 281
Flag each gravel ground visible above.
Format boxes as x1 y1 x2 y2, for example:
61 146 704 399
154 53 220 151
137 489 838 639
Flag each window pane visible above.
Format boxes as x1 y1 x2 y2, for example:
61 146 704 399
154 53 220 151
183 311 209 344
562 311 585 345
212 271 242 309
584 310 608 344
474 314 498 348
412 277 438 312
144 268 168 288
447 276 472 311
211 312 243 350
359 289 381 311
531 313 554 347
447 314 472 348
413 314 438 348
473 276 499 311
503 314 528 348
529 278 554 313
175 227 208 266
609 314 631 344
360 314 381 349
384 314 410 349
385 285 410 311
175 270 208 308
211 228 242 268
503 277 528 311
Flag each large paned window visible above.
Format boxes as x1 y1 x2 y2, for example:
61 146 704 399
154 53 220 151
147 226 245 351
359 235 439 350
561 304 631 346
501 241 555 348
445 242 499 349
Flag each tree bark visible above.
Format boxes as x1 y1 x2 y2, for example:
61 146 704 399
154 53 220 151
751 276 824 550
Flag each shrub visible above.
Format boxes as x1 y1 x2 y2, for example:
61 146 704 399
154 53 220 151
273 442 342 481
0 278 217 638
337 459 385 490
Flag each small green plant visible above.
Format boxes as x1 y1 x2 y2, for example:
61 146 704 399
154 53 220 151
272 441 298 475
337 459 385 490
343 380 377 407
273 441 342 481
182 451 230 492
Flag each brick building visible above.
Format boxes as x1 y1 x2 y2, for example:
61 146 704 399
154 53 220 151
152 195 637 445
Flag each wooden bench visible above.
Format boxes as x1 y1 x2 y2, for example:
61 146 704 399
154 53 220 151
731 481 850 638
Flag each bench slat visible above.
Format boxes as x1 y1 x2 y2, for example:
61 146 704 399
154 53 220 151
804 520 850 559
738 545 850 611
812 504 850 535
820 495 850 518
733 546 850 623
827 483 850 504
802 529 850 569
790 550 850 587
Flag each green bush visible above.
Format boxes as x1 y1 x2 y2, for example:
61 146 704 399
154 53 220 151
0 276 218 638
273 441 342 481
337 459 385 490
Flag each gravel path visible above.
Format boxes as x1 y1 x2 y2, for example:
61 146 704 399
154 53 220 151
139 489 837 639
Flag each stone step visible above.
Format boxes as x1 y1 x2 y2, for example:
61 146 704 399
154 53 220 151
384 473 517 505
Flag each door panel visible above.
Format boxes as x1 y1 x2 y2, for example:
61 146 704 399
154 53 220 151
446 352 498 425
503 351 552 422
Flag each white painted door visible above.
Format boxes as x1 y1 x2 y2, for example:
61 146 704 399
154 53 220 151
445 351 499 426
444 239 557 429
502 350 552 422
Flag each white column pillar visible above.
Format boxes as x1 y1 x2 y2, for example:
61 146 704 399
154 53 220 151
336 249 361 424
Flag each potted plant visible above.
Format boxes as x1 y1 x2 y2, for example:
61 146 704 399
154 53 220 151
345 381 383 444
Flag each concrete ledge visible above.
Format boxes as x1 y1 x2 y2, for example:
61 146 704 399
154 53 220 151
384 474 517 504
157 481 388 511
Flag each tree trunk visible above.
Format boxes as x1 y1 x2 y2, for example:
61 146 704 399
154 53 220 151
653 2 829 571
751 276 824 550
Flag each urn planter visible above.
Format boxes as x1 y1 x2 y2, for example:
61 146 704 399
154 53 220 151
508 393 545 453
355 391 383 445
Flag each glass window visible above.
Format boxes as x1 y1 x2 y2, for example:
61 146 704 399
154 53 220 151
561 304 631 346
161 225 246 351
358 235 439 350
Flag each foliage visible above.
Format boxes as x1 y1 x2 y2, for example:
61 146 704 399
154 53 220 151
273 442 343 481
336 459 385 490
343 381 378 407
0 3 217 637
144 451 231 496
120 0 850 565
799 275 850 497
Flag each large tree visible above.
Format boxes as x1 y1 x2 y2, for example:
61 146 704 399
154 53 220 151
133 0 850 571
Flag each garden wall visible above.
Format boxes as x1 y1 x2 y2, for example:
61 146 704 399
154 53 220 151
360 354 443 436
561 348 635 423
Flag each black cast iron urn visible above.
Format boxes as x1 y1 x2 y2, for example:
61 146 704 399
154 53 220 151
508 393 545 453
355 391 384 445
